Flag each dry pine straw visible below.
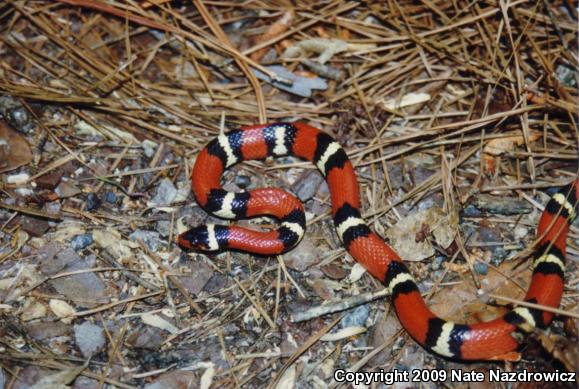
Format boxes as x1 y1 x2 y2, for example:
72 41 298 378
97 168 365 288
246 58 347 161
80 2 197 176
0 0 578 387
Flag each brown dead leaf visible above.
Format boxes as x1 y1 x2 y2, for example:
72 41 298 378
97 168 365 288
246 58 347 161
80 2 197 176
484 132 542 156
385 206 458 262
483 131 541 173
536 332 578 372
311 279 335 300
29 363 87 389
250 10 294 62
429 260 530 323
0 121 32 173
321 264 347 280
145 371 200 389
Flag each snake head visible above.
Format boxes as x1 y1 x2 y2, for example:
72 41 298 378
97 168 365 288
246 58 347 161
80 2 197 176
177 226 214 251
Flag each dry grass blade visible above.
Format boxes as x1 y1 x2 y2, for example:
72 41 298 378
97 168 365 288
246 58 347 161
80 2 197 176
191 0 266 122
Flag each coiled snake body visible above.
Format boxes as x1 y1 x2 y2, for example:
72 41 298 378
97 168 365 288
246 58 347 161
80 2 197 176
178 122 578 361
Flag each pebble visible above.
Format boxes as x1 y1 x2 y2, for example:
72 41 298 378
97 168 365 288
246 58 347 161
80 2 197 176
555 64 576 87
55 179 81 198
0 95 33 132
283 237 320 272
462 205 482 217
174 181 191 202
74 322 105 358
104 191 117 203
35 170 63 190
177 205 207 225
129 229 163 251
43 200 61 215
6 172 29 184
155 220 172 237
19 216 50 237
180 259 214 295
70 233 93 250
417 281 430 294
9 107 32 132
431 256 445 271
151 178 177 206
514 226 528 239
474 261 489 275
15 187 34 197
490 247 508 264
142 139 158 158
340 305 370 328
292 170 324 201
86 192 101 211
235 175 251 189
142 171 153 186
47 252 106 309
130 326 164 350
37 243 72 275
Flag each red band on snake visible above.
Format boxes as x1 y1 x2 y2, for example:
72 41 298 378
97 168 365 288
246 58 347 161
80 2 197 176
177 122 579 361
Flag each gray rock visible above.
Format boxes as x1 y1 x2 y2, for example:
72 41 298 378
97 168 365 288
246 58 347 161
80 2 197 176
155 220 172 237
70 234 93 251
45 249 108 308
340 305 370 328
151 178 177 206
144 371 199 389
283 236 320 272
74 322 105 358
235 175 251 189
25 321 69 340
0 368 5 389
129 229 163 251
292 170 324 201
252 65 327 97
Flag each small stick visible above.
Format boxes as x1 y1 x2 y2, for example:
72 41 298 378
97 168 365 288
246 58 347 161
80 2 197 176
290 288 389 323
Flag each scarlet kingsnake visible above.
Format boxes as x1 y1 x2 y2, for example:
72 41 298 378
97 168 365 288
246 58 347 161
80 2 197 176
178 122 578 361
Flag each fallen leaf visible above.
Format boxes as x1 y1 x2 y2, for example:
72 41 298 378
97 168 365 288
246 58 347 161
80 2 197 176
21 298 47 321
200 363 215 389
380 92 431 110
484 132 541 156
93 228 137 260
141 312 179 334
29 363 87 389
311 279 335 300
282 38 375 64
250 10 294 62
0 121 33 173
483 131 541 173
385 206 458 262
430 260 530 323
537 332 578 372
49 299 75 323
321 326 366 341
348 262 367 283
275 364 296 389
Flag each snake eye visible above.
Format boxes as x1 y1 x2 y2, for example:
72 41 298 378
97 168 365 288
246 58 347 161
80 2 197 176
177 226 209 250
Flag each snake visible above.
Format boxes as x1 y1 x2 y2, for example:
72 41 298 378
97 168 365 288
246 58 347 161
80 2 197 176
177 121 578 361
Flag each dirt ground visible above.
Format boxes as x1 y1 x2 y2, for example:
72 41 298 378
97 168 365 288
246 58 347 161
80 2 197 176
0 1 578 388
